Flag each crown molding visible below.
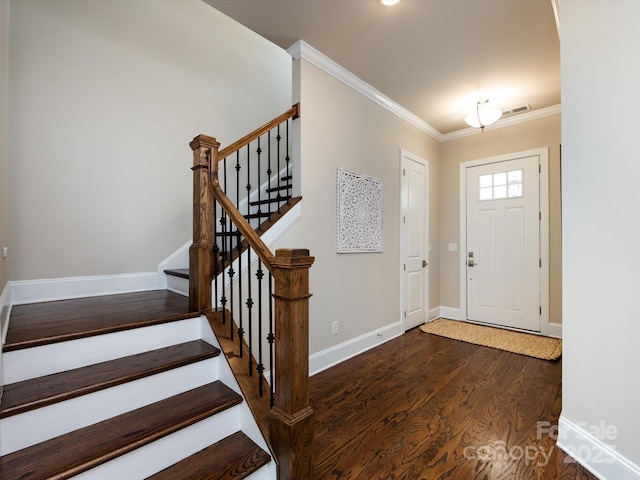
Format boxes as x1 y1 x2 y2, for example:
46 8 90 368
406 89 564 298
440 104 562 142
287 40 561 144
287 40 443 141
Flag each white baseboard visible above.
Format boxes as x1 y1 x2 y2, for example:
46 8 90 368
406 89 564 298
558 416 640 480
428 307 440 321
309 322 402 376
8 272 165 305
439 306 463 321
548 322 562 338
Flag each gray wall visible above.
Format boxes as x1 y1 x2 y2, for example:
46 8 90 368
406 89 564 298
7 0 292 280
274 59 440 356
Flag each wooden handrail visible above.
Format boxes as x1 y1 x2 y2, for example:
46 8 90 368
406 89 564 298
217 103 299 161
209 176 275 276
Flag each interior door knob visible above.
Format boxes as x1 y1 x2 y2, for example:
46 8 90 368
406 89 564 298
468 259 477 267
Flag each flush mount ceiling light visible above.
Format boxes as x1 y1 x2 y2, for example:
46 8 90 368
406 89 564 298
380 0 400 5
465 99 503 131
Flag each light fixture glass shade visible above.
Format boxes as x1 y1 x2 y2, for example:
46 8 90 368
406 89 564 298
381 0 400 5
465 100 503 129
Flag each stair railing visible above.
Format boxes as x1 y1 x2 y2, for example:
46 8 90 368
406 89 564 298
189 103 314 479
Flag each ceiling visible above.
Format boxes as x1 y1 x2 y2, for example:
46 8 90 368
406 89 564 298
204 0 560 135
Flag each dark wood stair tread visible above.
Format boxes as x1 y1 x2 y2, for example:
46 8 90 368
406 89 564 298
0 381 242 480
249 195 291 206
164 268 190 279
265 184 291 193
0 340 220 418
5 290 198 351
244 212 273 219
146 431 270 480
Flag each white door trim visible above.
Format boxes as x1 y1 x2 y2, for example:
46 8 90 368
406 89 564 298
459 147 550 335
400 149 429 333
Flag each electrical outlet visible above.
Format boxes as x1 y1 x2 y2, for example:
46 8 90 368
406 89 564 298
332 321 339 335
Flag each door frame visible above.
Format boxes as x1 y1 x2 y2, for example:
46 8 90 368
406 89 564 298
400 149 429 333
458 147 550 335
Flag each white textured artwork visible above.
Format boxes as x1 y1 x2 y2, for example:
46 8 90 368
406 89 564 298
336 167 383 253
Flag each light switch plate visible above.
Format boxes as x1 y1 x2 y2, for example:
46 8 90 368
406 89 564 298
448 243 457 252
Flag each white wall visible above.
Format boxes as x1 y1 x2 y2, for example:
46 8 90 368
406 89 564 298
274 58 440 357
561 0 640 473
7 0 292 281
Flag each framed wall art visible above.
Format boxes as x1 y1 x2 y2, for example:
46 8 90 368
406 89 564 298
336 167 383 253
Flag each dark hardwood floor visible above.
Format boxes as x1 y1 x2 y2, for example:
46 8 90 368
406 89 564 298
310 327 596 480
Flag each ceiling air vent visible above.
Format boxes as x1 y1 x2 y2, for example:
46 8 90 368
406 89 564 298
502 104 531 117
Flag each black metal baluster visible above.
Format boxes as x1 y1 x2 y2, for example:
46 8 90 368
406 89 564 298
276 125 282 212
234 151 243 352
256 259 265 397
286 118 291 201
268 272 275 407
246 144 252 226
219 212 227 325
267 131 273 216
235 151 241 211
227 229 235 341
220 157 229 327
256 138 262 231
237 233 244 358
213 200 219 310
246 246 253 376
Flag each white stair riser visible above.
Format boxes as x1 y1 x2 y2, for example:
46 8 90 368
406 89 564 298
70 406 242 479
0 357 219 455
244 465 276 480
166 275 188 297
200 318 277 479
3 317 202 383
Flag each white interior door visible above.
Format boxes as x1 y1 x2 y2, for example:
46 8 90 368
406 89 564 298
401 151 429 331
466 155 540 332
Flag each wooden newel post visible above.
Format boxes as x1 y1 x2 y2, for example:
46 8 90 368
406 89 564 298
269 248 315 480
188 134 220 313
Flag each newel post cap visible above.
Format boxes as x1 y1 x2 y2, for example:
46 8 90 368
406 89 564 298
190 134 220 151
270 249 315 269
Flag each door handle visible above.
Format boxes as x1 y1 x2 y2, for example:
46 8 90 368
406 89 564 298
468 259 478 267
423 260 428 268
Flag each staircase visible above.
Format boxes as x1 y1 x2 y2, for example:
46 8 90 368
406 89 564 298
0 103 314 479
0 290 275 479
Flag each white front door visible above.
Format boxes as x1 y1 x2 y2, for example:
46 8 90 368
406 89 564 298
466 155 540 332
401 151 429 331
